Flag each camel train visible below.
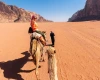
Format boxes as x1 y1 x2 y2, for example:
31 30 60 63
29 30 58 80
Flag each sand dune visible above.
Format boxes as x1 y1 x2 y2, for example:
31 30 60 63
0 22 100 80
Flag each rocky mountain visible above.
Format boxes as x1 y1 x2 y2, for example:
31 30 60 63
0 1 51 22
68 0 100 22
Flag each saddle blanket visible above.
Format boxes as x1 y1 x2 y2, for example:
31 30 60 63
32 32 42 39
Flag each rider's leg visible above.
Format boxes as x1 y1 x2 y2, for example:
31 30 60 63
39 36 46 46
36 30 46 41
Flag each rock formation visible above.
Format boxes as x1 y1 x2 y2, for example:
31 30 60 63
68 0 100 22
0 1 51 22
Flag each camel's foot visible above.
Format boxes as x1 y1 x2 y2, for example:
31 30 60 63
48 70 49 73
38 65 41 68
36 76 40 80
35 70 40 80
42 59 45 62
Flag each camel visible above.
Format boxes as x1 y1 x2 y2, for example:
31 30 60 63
46 46 58 80
30 31 46 80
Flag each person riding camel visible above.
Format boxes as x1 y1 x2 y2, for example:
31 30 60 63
30 15 46 45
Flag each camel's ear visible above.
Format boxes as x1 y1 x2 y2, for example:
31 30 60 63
42 31 46 33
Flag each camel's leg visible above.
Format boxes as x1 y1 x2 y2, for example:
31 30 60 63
31 40 37 65
48 55 50 73
35 46 41 80
40 47 45 62
42 48 45 62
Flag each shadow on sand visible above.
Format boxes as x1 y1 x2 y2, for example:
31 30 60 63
0 51 35 80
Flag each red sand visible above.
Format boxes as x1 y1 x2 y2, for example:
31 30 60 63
0 22 100 80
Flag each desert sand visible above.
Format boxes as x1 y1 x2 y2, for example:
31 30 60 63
0 21 100 80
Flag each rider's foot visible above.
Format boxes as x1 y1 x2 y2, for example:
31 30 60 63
43 41 46 46
52 45 54 47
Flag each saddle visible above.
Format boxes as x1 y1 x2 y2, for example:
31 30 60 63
28 27 33 33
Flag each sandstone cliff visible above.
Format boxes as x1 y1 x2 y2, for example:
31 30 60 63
0 1 51 22
68 0 100 22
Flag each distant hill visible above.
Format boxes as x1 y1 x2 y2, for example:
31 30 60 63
68 0 100 22
0 1 52 22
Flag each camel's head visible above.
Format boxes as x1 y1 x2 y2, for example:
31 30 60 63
46 46 56 56
42 31 46 36
42 31 46 34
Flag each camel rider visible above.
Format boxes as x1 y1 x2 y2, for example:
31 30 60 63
30 15 46 45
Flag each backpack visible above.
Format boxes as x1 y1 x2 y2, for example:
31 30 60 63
28 27 33 33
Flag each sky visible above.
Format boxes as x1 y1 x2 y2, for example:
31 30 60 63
1 0 86 22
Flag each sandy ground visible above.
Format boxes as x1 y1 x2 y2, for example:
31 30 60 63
0 21 100 80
